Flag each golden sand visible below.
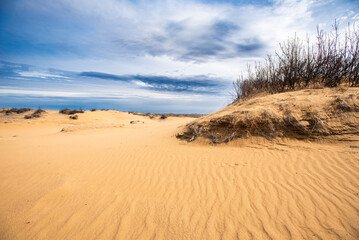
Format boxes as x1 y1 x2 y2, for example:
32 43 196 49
0 108 358 239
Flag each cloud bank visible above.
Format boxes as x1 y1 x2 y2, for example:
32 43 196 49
1 0 358 112
0 61 230 113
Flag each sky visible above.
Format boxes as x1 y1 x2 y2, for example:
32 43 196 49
0 0 358 113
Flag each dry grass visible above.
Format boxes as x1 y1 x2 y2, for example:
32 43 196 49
177 88 359 144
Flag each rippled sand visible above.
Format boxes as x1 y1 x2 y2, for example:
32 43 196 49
0 110 358 239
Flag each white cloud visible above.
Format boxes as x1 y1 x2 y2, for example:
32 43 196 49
0 86 215 101
132 80 153 88
18 71 67 79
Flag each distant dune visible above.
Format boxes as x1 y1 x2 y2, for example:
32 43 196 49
0 91 358 239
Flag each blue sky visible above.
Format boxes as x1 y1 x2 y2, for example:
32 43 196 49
1 0 358 113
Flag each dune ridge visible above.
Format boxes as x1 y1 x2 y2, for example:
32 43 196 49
177 88 359 144
0 104 358 239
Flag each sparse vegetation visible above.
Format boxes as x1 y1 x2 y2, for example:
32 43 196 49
69 115 78 120
233 22 359 100
91 109 97 112
59 108 84 115
130 120 144 124
1 108 31 115
128 112 205 118
24 108 46 119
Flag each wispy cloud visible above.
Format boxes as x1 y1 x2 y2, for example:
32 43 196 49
79 71 225 93
0 61 230 112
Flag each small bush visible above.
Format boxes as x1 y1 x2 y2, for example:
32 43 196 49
34 108 45 115
59 108 84 115
91 109 97 112
160 115 167 119
24 108 46 119
59 108 70 114
69 115 78 120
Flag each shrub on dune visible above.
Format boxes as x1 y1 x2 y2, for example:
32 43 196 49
24 108 46 119
233 22 359 100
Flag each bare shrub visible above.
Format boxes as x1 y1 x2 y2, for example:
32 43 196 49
24 108 46 119
233 22 359 100
59 108 84 115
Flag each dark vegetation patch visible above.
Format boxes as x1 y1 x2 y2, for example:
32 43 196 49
59 108 84 115
130 120 144 124
128 112 205 119
24 108 46 119
69 115 78 120
1 108 31 115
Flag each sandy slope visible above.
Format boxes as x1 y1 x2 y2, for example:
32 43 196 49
0 110 358 239
177 88 359 143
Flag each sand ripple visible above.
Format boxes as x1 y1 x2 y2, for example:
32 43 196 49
0 117 358 239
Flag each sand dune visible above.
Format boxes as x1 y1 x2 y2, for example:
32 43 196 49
177 88 359 143
0 109 358 239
